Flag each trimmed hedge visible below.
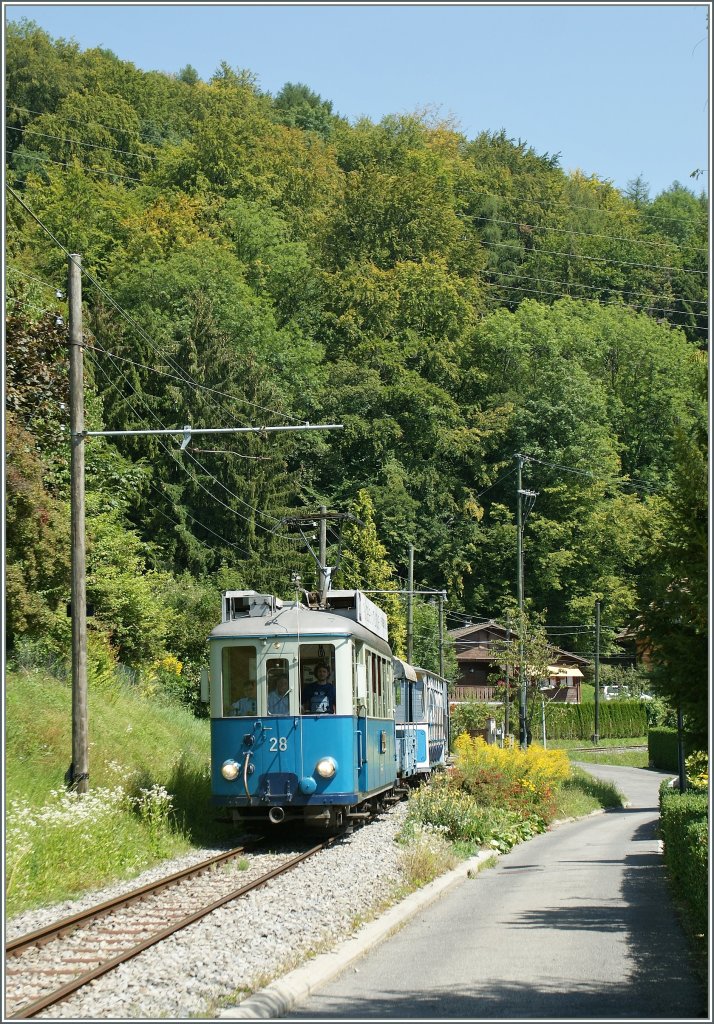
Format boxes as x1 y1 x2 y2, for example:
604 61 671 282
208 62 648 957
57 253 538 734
450 699 648 742
648 727 693 771
544 701 648 740
659 784 708 937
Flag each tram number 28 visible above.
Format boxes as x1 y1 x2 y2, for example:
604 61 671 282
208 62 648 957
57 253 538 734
269 737 288 752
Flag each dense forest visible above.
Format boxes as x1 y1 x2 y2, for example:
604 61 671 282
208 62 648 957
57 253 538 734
5 21 708 732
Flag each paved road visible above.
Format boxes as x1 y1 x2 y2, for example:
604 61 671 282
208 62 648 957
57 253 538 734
288 764 708 1020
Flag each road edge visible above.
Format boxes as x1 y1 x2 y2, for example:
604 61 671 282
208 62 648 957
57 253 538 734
217 848 495 1019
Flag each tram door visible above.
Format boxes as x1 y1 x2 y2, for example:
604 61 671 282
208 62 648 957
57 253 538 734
354 646 369 794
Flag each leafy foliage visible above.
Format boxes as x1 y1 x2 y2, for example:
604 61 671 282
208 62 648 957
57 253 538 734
4 23 708 742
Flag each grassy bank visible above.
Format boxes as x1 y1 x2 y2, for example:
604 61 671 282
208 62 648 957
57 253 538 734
6 670 631 919
549 737 650 768
6 668 235 916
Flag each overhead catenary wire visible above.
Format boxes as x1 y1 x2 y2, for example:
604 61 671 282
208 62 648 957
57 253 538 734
85 347 303 539
87 349 303 550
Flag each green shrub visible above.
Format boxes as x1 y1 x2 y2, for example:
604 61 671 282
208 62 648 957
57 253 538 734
648 727 695 771
659 785 708 936
404 775 546 852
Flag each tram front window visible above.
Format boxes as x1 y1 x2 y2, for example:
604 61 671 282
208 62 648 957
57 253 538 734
222 646 257 716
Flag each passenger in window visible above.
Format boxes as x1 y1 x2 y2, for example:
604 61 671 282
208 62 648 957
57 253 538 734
302 662 336 714
268 672 291 715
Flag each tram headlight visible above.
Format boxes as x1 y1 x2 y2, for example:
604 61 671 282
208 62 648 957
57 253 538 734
221 759 240 781
315 756 337 779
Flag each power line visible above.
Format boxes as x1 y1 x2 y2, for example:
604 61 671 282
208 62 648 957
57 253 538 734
6 188 301 438
7 264 65 294
7 124 155 162
6 101 185 147
519 454 660 494
90 343 307 425
478 237 708 276
456 182 708 231
489 274 709 318
487 280 709 333
475 466 518 499
10 151 144 183
469 212 708 255
486 265 709 308
7 102 706 233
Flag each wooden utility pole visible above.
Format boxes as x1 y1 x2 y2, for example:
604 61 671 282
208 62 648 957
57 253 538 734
407 545 414 664
516 454 526 749
69 254 89 793
438 591 445 679
594 599 601 745
318 504 329 604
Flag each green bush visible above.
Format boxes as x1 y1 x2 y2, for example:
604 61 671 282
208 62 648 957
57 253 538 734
648 727 694 771
659 784 708 937
405 776 546 852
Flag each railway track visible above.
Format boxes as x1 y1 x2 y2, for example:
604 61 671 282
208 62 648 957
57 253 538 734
5 836 336 1019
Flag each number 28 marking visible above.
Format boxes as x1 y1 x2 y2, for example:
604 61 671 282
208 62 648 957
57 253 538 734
269 737 288 752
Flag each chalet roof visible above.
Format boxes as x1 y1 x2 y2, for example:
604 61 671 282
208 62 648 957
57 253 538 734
449 618 589 667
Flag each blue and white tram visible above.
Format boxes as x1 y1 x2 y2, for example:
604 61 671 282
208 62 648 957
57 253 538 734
206 589 401 830
394 660 450 780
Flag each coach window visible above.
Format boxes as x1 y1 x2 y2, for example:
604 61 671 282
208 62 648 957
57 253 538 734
222 646 257 716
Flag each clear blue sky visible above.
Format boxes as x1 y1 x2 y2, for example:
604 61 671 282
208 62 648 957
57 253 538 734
5 3 710 197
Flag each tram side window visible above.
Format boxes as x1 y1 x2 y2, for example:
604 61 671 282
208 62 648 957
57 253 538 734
300 643 336 714
381 657 390 715
222 646 257 716
370 652 384 717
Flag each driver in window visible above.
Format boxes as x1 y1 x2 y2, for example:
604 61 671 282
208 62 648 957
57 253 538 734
232 691 257 715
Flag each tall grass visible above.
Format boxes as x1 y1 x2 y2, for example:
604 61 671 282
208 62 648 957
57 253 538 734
6 668 235 915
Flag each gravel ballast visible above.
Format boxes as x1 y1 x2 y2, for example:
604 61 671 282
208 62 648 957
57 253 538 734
7 805 409 1019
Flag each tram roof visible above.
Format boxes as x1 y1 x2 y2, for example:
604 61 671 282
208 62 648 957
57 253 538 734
208 601 393 654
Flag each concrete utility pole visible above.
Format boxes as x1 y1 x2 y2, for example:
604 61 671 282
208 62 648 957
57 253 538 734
68 254 89 793
594 599 601 745
407 545 414 664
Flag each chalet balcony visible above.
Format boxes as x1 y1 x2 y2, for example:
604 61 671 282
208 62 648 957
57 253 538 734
450 684 499 702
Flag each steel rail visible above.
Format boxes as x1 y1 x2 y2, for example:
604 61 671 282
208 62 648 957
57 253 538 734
6 841 265 957
7 838 335 1020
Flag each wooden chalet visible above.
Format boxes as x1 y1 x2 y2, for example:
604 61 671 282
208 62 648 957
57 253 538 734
449 619 589 704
